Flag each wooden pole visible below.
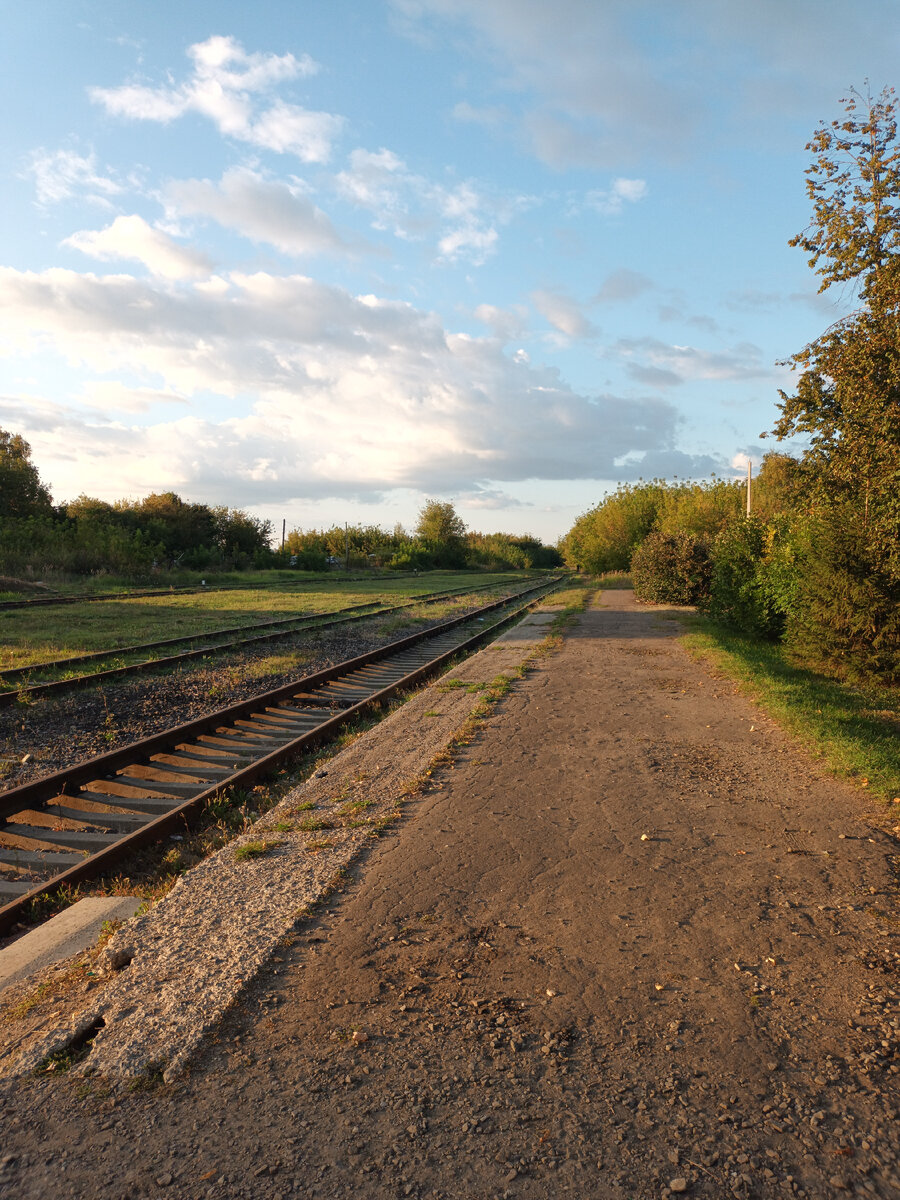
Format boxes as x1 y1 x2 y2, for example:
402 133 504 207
746 460 752 517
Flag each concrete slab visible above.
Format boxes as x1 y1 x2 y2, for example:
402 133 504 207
491 611 557 648
0 896 142 992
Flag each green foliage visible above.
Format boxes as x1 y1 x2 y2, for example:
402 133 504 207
703 517 785 639
0 428 53 520
415 499 467 568
655 478 744 539
766 86 900 679
466 531 562 570
784 505 900 683
562 482 664 573
631 530 711 605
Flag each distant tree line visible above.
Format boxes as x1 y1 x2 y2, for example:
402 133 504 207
0 441 561 581
563 87 900 684
0 434 273 576
284 499 562 572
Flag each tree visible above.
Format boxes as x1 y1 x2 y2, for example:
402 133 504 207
771 85 900 575
769 86 900 676
415 499 467 567
0 428 53 519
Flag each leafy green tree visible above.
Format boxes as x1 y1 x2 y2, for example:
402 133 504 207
562 482 664 573
772 85 900 578
415 499 467 567
768 86 900 676
0 428 53 519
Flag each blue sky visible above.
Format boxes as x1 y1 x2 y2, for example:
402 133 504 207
1 1 897 542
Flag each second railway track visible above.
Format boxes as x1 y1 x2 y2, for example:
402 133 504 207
0 577 518 709
0 575 563 932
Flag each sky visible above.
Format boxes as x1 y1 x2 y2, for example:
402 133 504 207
1 1 897 544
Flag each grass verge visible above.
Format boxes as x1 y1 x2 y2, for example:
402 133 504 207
681 616 900 804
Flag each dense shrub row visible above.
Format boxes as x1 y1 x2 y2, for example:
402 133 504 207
566 466 899 685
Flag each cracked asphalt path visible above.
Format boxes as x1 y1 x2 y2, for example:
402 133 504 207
1 590 898 1199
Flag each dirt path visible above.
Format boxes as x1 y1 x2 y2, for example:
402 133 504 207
1 591 897 1199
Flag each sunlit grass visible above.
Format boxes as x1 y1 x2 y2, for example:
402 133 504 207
0 571 524 670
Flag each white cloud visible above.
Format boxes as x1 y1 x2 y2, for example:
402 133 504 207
613 336 772 386
473 303 527 340
78 380 189 413
0 265 709 504
90 35 343 163
166 168 347 257
24 148 125 208
531 288 597 339
336 148 499 264
63 215 213 280
585 178 647 216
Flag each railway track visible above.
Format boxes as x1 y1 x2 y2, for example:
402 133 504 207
0 578 520 709
0 576 562 931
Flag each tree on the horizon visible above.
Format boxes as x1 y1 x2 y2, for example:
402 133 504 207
0 427 53 520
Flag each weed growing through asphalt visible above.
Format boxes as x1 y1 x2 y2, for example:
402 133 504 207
233 839 282 861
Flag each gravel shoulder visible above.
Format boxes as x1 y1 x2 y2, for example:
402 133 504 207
0 590 897 1200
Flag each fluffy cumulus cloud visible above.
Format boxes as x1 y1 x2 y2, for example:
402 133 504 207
63 215 213 279
90 35 343 163
0 265 706 504
165 168 348 257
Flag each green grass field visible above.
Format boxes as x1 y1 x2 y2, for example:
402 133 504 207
0 572 531 671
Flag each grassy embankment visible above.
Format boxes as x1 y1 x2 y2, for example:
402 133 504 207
682 618 900 806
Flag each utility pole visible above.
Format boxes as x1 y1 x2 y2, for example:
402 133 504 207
746 460 752 517
345 522 350 571
281 518 286 551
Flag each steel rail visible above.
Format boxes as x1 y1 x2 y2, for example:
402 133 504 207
0 576 562 931
0 579 519 709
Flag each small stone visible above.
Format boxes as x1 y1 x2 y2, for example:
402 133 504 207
669 1179 689 1194
546 988 557 997
155 1173 173 1187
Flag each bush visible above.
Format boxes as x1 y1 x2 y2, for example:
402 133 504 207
631 530 711 605
562 482 664 573
704 517 785 639
784 507 900 683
